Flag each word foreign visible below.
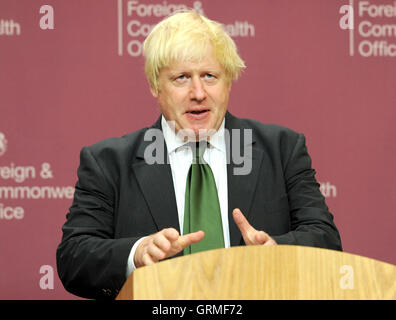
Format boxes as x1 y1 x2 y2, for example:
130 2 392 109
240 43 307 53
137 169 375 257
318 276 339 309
0 162 53 183
127 0 200 17
359 1 396 17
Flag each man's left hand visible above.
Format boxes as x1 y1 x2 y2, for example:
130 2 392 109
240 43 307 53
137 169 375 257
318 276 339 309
232 208 277 246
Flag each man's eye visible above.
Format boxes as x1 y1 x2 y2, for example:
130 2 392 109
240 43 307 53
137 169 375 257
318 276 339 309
175 75 187 81
203 74 217 83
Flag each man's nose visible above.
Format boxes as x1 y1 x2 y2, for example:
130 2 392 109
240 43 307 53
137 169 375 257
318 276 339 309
189 77 207 101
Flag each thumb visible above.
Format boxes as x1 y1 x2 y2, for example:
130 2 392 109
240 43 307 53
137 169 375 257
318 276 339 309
255 231 269 244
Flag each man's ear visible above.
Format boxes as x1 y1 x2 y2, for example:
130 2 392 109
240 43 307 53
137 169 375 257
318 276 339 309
150 86 158 98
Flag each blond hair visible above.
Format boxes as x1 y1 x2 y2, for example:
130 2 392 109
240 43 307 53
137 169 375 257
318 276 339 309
143 10 246 93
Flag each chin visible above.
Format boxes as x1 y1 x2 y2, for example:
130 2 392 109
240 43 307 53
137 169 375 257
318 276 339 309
193 126 218 140
176 125 215 141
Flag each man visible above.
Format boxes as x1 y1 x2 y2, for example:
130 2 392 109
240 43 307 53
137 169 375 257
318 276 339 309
56 10 342 300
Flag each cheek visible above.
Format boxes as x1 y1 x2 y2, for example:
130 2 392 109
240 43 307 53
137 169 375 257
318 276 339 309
158 90 187 116
157 89 173 107
212 87 230 109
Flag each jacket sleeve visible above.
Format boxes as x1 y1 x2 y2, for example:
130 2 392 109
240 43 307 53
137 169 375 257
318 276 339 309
271 133 342 251
56 146 138 300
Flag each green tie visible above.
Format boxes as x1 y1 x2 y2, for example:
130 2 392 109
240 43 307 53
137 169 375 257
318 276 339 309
183 142 225 255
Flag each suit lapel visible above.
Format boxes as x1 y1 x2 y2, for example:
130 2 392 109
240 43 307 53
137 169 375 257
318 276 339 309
131 117 180 233
225 113 264 246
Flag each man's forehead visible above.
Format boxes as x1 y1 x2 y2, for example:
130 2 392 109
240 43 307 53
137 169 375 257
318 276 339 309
161 55 224 74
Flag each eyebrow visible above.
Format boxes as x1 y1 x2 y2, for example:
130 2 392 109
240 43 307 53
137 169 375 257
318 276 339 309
167 68 221 76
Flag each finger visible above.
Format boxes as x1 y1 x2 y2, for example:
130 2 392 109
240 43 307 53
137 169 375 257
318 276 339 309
134 236 154 268
185 230 205 245
264 238 277 246
254 231 277 246
175 230 205 250
153 232 172 252
233 208 257 244
232 208 255 235
142 252 155 266
255 231 269 245
147 243 166 261
162 228 180 242
153 228 180 252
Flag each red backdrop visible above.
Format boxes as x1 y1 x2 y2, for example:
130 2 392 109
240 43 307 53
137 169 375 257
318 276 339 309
0 0 395 299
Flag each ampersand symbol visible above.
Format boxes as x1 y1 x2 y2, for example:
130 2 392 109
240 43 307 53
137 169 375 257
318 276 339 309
40 162 53 179
193 1 204 15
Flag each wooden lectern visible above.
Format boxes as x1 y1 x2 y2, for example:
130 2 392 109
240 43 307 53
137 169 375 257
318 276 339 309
116 245 396 300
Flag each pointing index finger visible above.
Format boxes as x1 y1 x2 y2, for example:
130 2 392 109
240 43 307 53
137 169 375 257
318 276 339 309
232 208 254 234
176 230 205 249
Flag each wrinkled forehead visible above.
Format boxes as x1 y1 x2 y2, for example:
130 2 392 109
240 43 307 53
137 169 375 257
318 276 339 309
158 40 225 72
162 49 224 76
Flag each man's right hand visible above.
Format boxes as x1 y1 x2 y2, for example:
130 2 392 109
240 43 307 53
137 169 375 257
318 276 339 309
134 228 205 268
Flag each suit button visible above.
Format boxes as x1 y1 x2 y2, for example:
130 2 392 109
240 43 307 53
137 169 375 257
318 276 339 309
102 289 112 296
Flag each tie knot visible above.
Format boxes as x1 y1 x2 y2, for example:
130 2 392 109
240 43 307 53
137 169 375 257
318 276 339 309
192 141 207 164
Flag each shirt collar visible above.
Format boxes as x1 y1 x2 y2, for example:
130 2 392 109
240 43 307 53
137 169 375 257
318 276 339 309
161 116 226 154
161 116 186 154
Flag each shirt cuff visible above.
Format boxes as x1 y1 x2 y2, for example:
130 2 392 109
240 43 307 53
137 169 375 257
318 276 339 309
126 236 147 278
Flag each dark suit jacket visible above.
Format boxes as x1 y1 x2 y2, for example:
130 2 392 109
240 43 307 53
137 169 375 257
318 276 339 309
56 112 342 299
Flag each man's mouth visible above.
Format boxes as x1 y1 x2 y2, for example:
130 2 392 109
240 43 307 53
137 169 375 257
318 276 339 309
185 108 210 120
188 110 209 114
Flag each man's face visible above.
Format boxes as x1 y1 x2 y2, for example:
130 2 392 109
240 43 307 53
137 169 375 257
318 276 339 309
151 46 231 139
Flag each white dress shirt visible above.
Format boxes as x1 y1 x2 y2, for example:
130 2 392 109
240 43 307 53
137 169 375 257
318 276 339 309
126 116 229 277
